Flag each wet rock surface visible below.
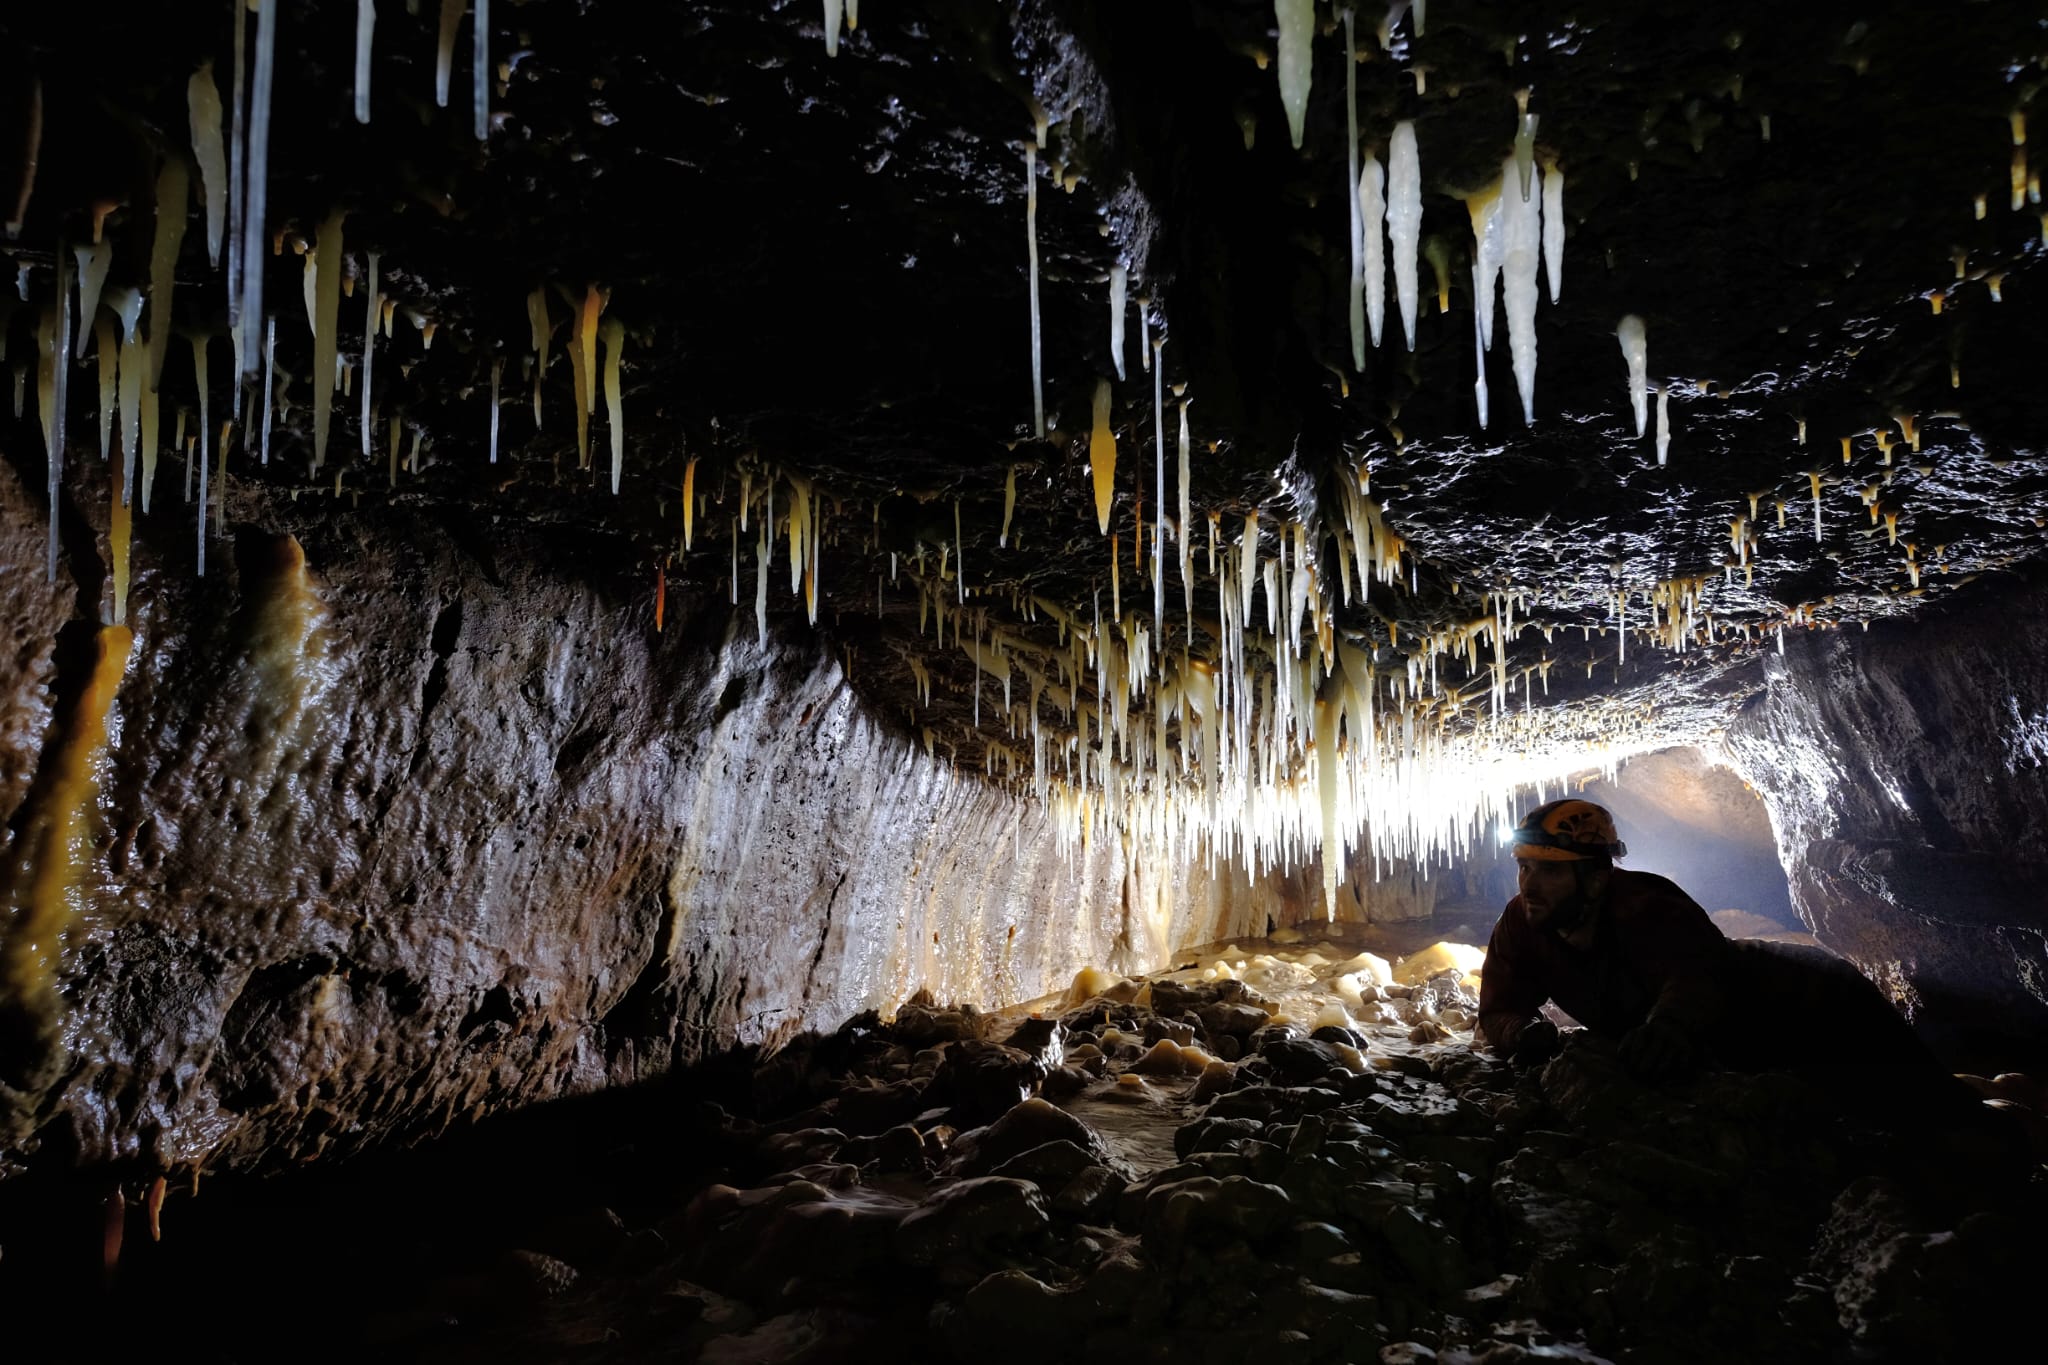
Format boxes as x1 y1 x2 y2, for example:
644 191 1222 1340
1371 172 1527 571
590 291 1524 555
12 928 2039 1364
1725 566 2048 1070
0 468 1305 1177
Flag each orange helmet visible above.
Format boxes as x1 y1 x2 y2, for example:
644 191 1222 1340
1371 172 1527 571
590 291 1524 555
1511 798 1627 861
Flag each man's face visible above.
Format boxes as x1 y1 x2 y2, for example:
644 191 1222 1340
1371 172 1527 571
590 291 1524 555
1516 856 1585 931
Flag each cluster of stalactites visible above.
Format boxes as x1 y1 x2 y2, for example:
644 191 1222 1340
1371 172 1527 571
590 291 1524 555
860 435 1727 913
9 0 524 621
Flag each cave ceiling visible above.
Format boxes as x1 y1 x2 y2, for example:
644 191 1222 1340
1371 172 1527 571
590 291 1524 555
3 0 2047 865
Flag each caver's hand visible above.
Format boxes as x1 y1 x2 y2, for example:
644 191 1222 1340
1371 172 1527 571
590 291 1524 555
1513 1018 1561 1068
1619 1015 1697 1082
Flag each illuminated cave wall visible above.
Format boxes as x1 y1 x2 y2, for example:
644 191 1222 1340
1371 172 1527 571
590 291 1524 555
0 468 1326 1176
1725 568 2048 1067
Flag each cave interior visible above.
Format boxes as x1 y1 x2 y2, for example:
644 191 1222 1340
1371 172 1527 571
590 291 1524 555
1 1 2046 1361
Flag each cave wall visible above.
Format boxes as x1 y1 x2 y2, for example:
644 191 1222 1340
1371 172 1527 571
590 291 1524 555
0 461 1328 1179
1724 570 2048 1067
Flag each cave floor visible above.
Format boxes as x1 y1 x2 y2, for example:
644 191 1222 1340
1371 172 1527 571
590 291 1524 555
6 921 2043 1365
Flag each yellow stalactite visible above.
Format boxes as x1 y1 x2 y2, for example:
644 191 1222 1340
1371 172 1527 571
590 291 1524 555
1090 378 1115 534
0 625 133 1054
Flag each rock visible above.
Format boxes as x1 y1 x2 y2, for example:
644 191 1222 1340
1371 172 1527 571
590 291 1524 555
1199 1002 1276 1038
697 1308 890 1364
1131 1037 1217 1077
871 1122 928 1172
1382 1345 1439 1364
1002 1016 1066 1072
1311 1024 1368 1049
1066 1247 1154 1323
1052 1165 1127 1222
1296 1220 1354 1259
1535 1039 1645 1129
1360 1085 1479 1138
893 1177 1050 1267
689 1183 913 1289
770 1160 861 1190
1176 1116 1266 1159
953 1096 1122 1176
1258 1279 1382 1353
1351 1196 1468 1294
1040 1063 1092 1100
1809 1177 1965 1353
937 1269 1095 1363
1241 956 1320 995
989 1138 1100 1190
495 1248 581 1299
1190 1059 1239 1103
1059 966 1131 1010
655 1278 757 1335
893 993 986 1046
1724 580 2048 1063
1262 1036 1349 1084
1248 1022 1307 1052
1406 1133 1496 1179
1597 1140 1732 1206
833 1076 928 1134
933 1041 1048 1122
1143 1016 1197 1047
1064 1042 1109 1076
1140 1174 1293 1256
759 1126 847 1167
357 1307 463 1349
526 1205 627 1266
1149 980 1214 1015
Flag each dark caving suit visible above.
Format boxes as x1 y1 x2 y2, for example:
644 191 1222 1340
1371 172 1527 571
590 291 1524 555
1478 866 1947 1086
1477 796 1973 1120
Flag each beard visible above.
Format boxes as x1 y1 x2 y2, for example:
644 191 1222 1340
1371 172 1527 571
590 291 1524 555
1525 875 1594 936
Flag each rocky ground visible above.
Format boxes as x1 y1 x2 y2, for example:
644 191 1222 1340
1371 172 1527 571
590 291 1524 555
10 924 2044 1364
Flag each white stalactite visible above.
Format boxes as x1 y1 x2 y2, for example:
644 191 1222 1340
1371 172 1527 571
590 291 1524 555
1026 146 1043 440
354 0 376 124
1108 263 1127 381
360 250 378 460
1541 163 1564 302
1359 151 1385 348
1387 121 1421 350
1501 155 1541 425
238 0 278 376
1617 314 1648 437
473 0 490 141
1467 180 1504 353
1343 8 1364 370
188 64 227 266
1274 0 1314 151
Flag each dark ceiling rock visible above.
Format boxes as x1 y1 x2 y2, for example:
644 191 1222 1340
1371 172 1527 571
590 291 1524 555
1 0 2041 786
